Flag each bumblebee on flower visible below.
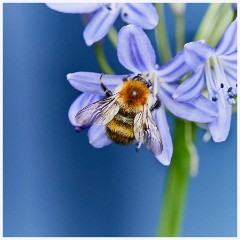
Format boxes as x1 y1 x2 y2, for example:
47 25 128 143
67 25 218 166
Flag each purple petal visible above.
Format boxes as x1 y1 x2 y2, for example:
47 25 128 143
121 3 158 30
172 68 206 102
153 105 173 166
208 94 232 142
158 50 192 83
216 19 237 55
184 41 215 71
84 5 121 46
68 93 102 127
88 125 112 148
117 24 156 73
67 72 128 94
159 83 218 123
46 3 102 14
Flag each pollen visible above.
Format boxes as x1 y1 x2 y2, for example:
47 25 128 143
118 80 151 112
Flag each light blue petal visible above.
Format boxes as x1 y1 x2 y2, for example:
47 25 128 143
159 83 218 123
121 3 158 29
117 25 156 73
153 104 173 166
216 19 237 55
68 93 102 127
158 50 192 83
88 125 113 148
67 72 128 94
173 68 206 102
208 94 232 142
84 5 121 46
46 3 102 14
184 41 215 71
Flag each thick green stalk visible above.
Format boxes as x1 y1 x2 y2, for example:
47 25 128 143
175 12 185 53
157 119 196 236
208 4 233 47
194 3 222 41
154 3 172 63
107 27 118 48
94 43 115 74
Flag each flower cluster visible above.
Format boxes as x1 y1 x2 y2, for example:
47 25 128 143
47 3 237 165
46 3 158 46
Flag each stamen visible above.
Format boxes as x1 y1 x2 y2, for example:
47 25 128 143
228 87 233 93
220 83 224 88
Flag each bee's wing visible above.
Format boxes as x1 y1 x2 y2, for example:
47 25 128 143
75 94 120 126
134 106 163 156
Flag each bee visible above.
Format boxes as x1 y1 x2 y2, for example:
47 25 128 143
75 74 163 156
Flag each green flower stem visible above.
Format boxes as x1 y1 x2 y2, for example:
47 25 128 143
175 12 185 53
107 27 118 48
94 42 115 74
208 4 233 47
194 3 222 42
157 119 197 236
154 3 172 63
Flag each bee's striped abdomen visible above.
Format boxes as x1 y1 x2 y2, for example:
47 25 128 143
106 109 135 145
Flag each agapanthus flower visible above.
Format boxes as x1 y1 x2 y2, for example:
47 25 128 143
46 3 158 46
67 25 218 165
173 19 237 142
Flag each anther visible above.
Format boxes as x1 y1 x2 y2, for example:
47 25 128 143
229 93 234 98
228 87 233 93
106 5 112 10
220 83 224 88
236 84 237 87
123 12 128 17
212 96 217 102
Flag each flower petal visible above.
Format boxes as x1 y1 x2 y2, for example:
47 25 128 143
67 72 128 94
216 19 237 55
172 68 206 102
68 93 102 127
84 5 121 46
158 50 192 83
184 41 215 71
208 94 232 142
159 83 218 123
88 125 112 148
46 3 102 14
153 105 173 166
117 24 156 73
121 3 158 30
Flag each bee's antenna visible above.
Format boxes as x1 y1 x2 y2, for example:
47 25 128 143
135 142 142 152
100 73 112 97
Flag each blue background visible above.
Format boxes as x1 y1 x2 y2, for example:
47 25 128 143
3 3 237 237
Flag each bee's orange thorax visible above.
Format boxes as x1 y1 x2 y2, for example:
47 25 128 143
118 80 151 112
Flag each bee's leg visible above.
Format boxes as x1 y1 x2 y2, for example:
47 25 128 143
132 73 142 80
133 73 152 88
135 142 142 152
100 73 113 97
150 96 161 110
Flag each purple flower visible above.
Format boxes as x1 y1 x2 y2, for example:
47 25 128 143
173 19 237 142
46 3 158 46
67 25 218 165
